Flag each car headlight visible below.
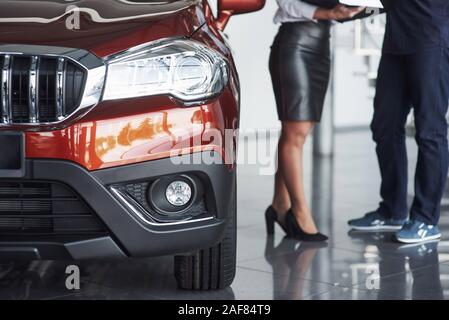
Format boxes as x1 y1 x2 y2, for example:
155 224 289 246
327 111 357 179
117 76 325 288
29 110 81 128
103 39 229 103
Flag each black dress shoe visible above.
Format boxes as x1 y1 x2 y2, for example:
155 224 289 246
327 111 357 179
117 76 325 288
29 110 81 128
265 206 289 235
285 210 328 242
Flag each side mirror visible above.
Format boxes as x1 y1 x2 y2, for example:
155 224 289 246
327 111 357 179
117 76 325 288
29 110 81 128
216 0 266 31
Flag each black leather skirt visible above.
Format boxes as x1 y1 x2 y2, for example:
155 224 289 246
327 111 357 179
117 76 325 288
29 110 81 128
269 21 331 122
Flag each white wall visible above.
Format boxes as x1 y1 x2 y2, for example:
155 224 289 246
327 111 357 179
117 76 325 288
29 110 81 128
224 1 280 129
332 22 380 128
217 2 380 130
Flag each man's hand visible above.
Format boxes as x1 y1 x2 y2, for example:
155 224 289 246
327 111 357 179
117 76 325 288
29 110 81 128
315 4 366 20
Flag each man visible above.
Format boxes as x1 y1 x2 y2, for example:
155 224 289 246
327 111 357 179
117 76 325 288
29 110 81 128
348 0 449 243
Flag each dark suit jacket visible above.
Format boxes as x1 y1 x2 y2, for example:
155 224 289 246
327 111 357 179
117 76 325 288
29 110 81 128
303 0 449 54
382 0 449 54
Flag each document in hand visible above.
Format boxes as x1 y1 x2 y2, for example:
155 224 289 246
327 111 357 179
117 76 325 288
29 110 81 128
340 0 383 7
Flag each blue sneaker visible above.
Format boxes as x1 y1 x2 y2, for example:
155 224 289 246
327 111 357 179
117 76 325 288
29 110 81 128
348 211 406 231
395 220 441 244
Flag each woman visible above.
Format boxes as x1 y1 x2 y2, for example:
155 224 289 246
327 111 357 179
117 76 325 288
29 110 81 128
267 0 363 241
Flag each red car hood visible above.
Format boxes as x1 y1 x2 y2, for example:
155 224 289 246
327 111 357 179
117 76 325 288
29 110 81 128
0 0 203 58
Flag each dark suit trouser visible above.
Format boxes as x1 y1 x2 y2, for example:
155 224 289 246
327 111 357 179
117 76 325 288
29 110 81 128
371 47 449 225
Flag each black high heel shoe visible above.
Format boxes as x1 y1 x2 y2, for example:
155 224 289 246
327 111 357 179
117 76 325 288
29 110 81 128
285 210 328 242
265 206 288 235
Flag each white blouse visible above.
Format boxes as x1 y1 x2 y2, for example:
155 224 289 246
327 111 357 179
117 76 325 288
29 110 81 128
274 0 318 24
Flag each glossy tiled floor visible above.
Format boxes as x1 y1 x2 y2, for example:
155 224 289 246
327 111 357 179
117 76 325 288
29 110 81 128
1 130 449 300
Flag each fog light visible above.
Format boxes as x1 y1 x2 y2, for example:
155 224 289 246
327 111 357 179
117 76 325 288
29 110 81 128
166 181 192 206
148 175 202 217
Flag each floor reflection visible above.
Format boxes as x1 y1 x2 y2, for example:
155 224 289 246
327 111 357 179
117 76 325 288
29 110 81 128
0 258 235 300
264 237 328 300
349 231 444 300
0 261 67 300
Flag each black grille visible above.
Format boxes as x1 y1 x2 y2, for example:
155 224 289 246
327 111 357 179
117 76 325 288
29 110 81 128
0 181 107 235
0 54 86 124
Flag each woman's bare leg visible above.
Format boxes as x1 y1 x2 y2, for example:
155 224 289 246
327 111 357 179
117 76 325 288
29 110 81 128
278 121 318 234
272 144 291 225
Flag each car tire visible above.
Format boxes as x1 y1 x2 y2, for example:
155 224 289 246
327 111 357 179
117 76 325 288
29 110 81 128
174 183 237 290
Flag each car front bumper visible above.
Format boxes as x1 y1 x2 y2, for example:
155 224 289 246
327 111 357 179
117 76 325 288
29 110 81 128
0 152 235 260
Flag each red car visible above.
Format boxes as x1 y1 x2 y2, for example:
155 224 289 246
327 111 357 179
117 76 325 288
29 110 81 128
0 0 265 290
